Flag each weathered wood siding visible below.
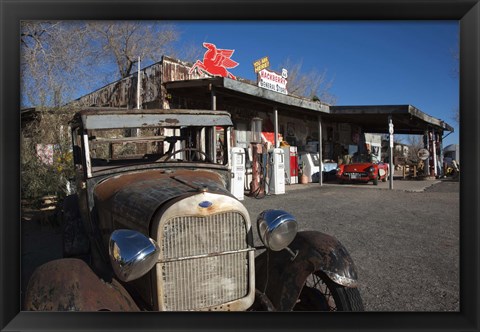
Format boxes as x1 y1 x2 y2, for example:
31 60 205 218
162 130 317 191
72 56 208 109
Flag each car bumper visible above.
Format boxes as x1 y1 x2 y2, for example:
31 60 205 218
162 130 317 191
337 173 375 182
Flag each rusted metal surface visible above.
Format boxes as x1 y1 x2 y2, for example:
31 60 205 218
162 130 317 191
24 258 139 311
251 290 276 311
72 108 232 129
94 169 231 237
162 56 207 83
255 230 359 311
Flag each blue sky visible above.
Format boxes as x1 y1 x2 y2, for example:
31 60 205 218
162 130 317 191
171 21 459 146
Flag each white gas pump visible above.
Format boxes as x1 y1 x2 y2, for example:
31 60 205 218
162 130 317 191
230 147 245 200
299 152 320 183
268 148 285 195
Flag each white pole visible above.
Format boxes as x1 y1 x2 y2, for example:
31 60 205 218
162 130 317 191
388 116 394 190
274 107 279 148
137 56 141 109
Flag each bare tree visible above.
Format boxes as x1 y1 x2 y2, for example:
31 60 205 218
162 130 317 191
277 58 337 105
86 21 179 79
20 20 181 199
407 135 424 163
21 21 94 108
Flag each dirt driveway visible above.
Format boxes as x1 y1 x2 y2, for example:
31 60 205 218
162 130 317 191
243 179 460 311
21 178 459 311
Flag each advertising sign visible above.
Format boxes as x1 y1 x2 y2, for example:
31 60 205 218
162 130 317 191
258 68 288 95
189 43 239 79
253 56 270 73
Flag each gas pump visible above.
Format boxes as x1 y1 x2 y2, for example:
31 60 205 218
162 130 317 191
249 117 265 197
268 148 285 195
298 152 320 183
230 147 245 200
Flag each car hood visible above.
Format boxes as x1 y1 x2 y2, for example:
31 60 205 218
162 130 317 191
342 163 374 172
93 169 231 235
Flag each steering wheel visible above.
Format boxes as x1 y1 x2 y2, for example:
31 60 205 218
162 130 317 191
164 148 207 162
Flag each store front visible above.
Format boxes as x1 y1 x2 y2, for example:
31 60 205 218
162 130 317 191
72 56 454 188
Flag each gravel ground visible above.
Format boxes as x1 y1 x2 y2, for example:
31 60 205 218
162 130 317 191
243 179 460 311
21 179 459 312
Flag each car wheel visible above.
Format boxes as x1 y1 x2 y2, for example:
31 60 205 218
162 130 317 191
382 174 387 182
373 178 378 185
293 271 364 311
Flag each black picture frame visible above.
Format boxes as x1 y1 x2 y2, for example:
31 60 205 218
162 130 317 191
1 1 479 331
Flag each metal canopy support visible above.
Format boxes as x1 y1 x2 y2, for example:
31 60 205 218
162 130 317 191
388 116 394 190
210 85 217 111
423 129 429 176
432 130 437 177
274 107 279 148
318 116 323 186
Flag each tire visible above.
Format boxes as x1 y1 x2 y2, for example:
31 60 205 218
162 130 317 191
293 271 364 311
382 169 389 182
373 178 378 185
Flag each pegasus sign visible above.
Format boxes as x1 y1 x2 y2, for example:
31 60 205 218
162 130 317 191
189 43 239 79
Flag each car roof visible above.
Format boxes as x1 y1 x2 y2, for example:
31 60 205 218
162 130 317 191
72 108 232 129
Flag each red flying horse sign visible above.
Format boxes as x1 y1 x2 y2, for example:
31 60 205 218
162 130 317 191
189 43 239 79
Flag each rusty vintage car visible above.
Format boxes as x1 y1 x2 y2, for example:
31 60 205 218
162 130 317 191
24 108 364 312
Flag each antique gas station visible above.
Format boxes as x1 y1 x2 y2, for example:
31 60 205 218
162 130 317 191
71 54 454 198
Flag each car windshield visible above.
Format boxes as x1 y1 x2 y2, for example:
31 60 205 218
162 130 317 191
351 153 378 164
85 125 228 172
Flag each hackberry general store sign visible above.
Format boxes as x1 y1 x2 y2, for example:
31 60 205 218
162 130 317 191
258 68 288 95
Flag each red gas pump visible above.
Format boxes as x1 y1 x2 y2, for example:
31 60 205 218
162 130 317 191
249 118 265 197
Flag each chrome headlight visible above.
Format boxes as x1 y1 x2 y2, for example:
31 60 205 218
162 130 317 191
369 167 375 172
257 210 298 251
109 229 159 282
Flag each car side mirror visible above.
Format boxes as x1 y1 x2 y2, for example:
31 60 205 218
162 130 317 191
109 229 159 282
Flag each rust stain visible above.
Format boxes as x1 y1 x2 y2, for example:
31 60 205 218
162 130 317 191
255 231 359 311
24 258 139 311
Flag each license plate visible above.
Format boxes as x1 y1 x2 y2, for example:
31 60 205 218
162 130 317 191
349 173 360 179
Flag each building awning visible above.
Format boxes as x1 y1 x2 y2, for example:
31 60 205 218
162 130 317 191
165 77 330 114
166 78 454 136
328 105 454 135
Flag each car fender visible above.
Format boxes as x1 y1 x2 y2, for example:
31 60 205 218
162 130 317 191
24 258 139 311
255 231 359 311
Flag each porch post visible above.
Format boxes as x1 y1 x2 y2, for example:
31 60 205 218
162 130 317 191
318 116 323 186
274 107 279 148
210 85 217 111
210 86 217 163
388 116 394 190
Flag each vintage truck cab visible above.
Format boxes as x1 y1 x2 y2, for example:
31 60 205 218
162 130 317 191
24 108 363 312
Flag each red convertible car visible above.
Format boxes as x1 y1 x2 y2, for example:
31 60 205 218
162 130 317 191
336 153 389 185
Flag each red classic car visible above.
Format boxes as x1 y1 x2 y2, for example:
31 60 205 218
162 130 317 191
336 153 389 185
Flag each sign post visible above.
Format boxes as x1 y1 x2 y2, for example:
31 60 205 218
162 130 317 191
388 117 394 190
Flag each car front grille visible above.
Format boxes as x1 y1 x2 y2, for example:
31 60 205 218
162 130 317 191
158 212 251 311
